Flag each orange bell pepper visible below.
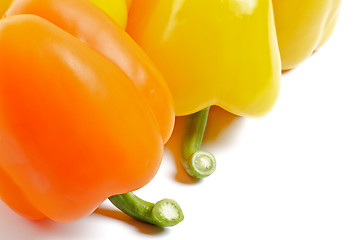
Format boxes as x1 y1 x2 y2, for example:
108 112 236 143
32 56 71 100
5 0 175 143
0 0 182 226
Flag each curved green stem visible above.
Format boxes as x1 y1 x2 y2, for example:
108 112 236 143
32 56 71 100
108 192 184 227
180 107 216 178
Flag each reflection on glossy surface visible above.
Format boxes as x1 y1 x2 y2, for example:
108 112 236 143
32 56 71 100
229 0 258 15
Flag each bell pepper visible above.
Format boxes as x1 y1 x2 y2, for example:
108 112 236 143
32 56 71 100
126 0 281 178
89 0 128 29
273 0 342 70
5 0 175 143
0 0 182 226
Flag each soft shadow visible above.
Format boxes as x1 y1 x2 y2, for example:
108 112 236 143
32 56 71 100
165 106 242 183
93 207 165 235
203 106 240 143
0 201 89 240
30 218 57 231
282 68 294 75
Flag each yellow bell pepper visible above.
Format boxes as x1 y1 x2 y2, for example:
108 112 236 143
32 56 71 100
88 0 128 29
127 0 280 117
273 0 342 70
127 0 281 178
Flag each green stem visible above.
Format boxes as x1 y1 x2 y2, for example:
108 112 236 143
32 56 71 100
108 192 184 227
180 107 216 178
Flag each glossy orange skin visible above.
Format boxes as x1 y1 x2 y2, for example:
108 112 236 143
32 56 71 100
5 0 175 143
0 15 164 222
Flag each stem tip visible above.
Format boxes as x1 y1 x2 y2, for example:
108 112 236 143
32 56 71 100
188 150 216 178
152 199 184 227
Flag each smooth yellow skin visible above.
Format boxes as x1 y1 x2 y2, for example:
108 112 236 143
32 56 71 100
273 0 342 70
127 0 281 117
0 0 13 16
89 0 127 28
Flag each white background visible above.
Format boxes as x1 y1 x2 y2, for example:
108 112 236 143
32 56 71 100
1 1 360 239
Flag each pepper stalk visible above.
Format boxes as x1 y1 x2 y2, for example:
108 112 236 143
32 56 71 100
180 107 216 178
109 192 184 227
